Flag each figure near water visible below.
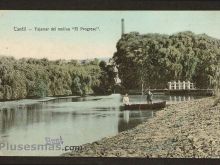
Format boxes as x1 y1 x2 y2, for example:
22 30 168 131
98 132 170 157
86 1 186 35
123 93 130 105
145 90 153 104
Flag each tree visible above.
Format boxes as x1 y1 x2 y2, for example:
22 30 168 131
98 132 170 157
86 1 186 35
0 56 108 100
113 31 220 90
71 76 83 96
92 61 116 94
33 79 47 98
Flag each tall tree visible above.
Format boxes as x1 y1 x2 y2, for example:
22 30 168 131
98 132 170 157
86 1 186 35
113 31 220 90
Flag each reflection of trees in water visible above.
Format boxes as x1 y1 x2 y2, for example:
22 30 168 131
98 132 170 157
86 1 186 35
26 104 42 124
0 108 15 134
0 104 45 134
169 95 194 102
117 110 156 132
26 103 68 124
0 102 75 134
118 120 141 132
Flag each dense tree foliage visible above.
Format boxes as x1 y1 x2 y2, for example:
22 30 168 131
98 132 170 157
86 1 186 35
113 31 220 90
0 57 115 100
92 61 116 94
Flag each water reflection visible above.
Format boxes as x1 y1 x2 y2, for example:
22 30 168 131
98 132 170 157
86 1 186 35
168 95 194 102
0 94 206 156
117 110 157 132
0 104 43 134
0 108 15 134
128 94 202 104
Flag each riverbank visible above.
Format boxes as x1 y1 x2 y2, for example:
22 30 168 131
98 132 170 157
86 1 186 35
62 97 220 158
0 96 80 109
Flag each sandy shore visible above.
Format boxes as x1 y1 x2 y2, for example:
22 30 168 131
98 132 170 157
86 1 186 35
62 97 220 158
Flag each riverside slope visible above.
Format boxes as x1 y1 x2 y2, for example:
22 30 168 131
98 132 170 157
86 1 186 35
62 97 220 158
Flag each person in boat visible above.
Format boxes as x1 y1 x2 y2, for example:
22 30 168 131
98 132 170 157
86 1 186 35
123 93 130 105
146 90 153 104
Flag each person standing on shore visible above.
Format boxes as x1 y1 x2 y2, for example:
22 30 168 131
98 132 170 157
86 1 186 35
123 93 130 105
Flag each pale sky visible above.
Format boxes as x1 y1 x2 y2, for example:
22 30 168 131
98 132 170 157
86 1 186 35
0 11 220 60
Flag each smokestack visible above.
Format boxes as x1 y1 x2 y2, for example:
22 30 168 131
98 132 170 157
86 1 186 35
121 18 124 36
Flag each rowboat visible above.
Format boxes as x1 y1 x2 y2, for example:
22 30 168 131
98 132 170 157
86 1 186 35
122 101 166 110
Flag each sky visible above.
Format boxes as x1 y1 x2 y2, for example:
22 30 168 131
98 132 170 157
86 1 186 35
0 11 220 60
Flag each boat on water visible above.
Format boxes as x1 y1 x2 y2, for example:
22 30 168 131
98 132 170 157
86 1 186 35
122 101 166 110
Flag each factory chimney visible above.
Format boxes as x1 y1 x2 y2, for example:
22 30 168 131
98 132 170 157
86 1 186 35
121 18 125 36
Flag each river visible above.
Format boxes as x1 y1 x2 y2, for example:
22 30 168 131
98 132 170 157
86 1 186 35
0 94 205 156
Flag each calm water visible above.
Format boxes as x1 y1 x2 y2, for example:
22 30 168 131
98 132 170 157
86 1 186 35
0 94 204 156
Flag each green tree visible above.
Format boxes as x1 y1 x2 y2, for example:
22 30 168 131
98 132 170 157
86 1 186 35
113 31 220 90
33 79 47 98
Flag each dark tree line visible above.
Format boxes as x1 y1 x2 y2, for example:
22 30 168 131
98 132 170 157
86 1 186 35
113 31 220 90
92 61 117 95
0 57 115 100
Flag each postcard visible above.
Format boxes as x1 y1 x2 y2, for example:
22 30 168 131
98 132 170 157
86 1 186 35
0 10 219 158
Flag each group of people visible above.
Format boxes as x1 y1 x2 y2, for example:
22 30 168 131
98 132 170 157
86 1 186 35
122 90 153 105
